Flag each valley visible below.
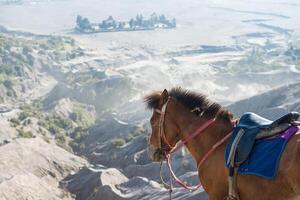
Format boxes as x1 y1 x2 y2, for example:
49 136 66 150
0 0 300 199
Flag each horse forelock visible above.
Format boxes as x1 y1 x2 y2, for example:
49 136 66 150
144 91 161 109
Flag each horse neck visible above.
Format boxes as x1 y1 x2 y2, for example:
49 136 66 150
172 105 232 169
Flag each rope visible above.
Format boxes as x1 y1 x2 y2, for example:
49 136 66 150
170 119 215 154
155 97 236 197
169 166 173 200
163 129 233 193
160 161 171 189
160 161 173 200
165 153 202 192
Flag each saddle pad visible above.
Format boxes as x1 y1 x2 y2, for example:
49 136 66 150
227 112 274 165
225 125 299 180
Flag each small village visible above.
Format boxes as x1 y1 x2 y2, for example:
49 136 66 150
75 13 176 33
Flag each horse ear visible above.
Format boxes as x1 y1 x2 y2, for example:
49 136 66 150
160 89 169 105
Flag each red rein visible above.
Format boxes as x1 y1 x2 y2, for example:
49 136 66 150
164 118 232 192
154 98 233 192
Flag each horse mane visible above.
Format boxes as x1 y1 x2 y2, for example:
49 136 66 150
144 87 232 122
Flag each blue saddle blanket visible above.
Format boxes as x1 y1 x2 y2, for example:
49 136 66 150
225 125 299 180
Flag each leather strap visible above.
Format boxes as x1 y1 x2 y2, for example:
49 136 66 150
155 96 234 193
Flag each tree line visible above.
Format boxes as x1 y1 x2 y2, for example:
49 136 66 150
76 13 176 33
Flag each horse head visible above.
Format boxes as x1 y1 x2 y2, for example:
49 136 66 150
144 89 181 162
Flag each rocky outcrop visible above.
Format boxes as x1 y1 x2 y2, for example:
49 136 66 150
0 137 87 200
62 166 128 200
63 166 208 200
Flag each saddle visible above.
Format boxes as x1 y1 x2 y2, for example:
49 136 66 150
225 112 300 200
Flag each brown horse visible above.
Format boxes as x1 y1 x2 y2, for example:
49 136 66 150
144 87 300 200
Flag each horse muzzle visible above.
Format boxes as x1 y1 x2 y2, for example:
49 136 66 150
148 145 165 162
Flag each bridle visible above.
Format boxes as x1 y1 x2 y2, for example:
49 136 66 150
154 97 175 150
153 96 233 198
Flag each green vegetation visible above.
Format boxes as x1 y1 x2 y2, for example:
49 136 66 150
0 31 96 152
69 127 88 152
37 114 72 149
39 128 51 143
112 138 126 147
0 29 137 156
9 104 39 129
21 100 96 152
69 105 96 128
22 118 31 126
17 129 33 138
18 111 30 121
125 128 144 143
38 114 72 136
0 32 81 103
10 118 20 127
55 131 66 145
0 34 35 78
14 102 69 147
112 127 146 147
76 13 176 33
76 15 92 31
43 135 51 143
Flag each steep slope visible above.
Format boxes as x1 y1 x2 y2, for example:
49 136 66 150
0 137 87 200
63 165 208 200
1 4 300 197
0 27 91 200
228 81 300 119
0 26 84 105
